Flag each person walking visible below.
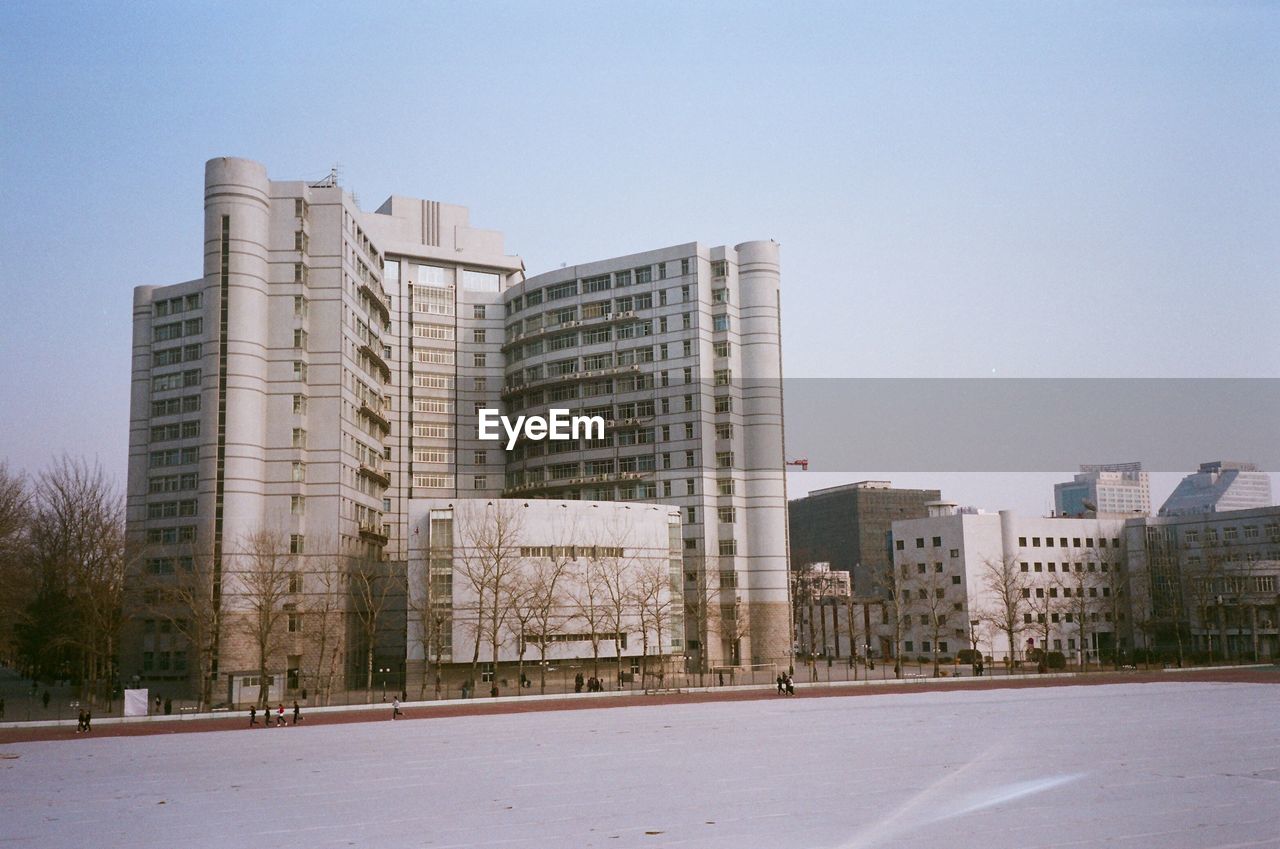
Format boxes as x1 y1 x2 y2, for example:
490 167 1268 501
292 701 301 726
41 689 50 710
776 674 785 695
391 697 403 720
84 710 91 733
785 673 795 696
77 710 86 733
249 706 258 727
276 704 286 727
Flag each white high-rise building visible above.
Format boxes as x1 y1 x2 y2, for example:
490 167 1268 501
124 157 789 700
1054 462 1150 518
1159 461 1273 517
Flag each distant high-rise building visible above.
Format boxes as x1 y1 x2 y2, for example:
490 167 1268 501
1054 462 1150 518
1159 461 1273 517
788 481 940 596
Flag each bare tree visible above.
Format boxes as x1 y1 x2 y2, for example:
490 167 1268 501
233 528 293 708
632 559 675 689
570 554 613 680
1024 571 1066 672
902 560 952 676
679 554 720 684
455 501 525 694
979 554 1028 670
350 555 396 701
594 525 641 689
1055 563 1101 671
143 541 221 708
871 560 908 678
517 547 573 694
306 554 346 705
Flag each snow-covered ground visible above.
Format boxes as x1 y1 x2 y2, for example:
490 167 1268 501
1 682 1276 849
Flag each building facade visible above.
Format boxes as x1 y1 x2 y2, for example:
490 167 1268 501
498 244 790 671
889 507 1131 667
1158 461 1273 517
1054 462 1150 518
788 481 941 596
406 499 683 693
1124 506 1280 661
124 157 789 702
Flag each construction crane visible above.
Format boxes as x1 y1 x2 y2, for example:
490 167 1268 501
785 458 809 471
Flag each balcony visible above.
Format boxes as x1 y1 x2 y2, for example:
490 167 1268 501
358 524 389 546
358 343 392 383
358 282 391 324
502 310 640 352
502 363 642 399
358 464 391 488
358 401 390 434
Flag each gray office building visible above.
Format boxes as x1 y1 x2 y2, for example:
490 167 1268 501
788 481 941 596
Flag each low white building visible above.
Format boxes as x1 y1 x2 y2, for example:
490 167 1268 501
407 499 683 691
890 505 1130 667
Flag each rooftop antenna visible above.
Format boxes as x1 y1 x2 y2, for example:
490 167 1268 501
309 164 340 188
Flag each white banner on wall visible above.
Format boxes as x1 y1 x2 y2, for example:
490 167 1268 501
123 688 149 717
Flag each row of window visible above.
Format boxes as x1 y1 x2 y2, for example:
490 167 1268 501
153 344 202 368
146 500 197 520
151 394 201 418
153 317 203 343
150 421 200 442
153 293 201 317
507 264 703 316
1020 561 1111 574
145 525 196 545
1184 525 1280 544
150 447 199 468
148 473 197 493
153 369 201 392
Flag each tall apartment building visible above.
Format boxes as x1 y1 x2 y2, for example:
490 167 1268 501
498 243 790 669
124 157 789 700
1054 462 1150 518
1158 461 1273 517
788 481 941 596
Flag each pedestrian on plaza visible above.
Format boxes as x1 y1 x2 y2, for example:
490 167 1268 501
154 695 161 715
1 696 6 718
575 672 584 693
84 710 91 732
77 710 86 733
292 701 301 725
276 704 286 726
249 706 257 727
490 684 499 698
785 673 795 696
776 674 785 695
391 697 403 720
42 689 50 710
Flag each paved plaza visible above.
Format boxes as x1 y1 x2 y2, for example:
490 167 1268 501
1 680 1277 849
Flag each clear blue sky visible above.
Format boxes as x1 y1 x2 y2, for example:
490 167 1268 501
1 2 1276 511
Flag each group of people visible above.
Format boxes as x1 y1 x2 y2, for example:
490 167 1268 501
75 709 92 732
249 701 301 727
574 672 608 693
776 672 796 696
